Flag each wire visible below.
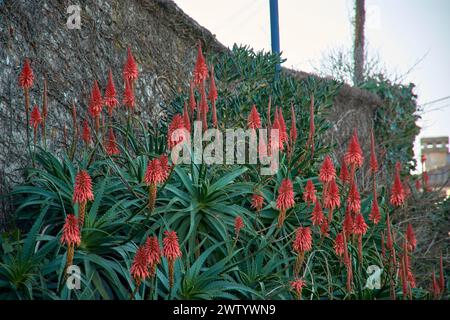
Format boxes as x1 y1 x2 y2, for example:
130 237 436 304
420 96 450 107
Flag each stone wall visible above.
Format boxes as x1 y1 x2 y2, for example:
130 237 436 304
0 0 381 224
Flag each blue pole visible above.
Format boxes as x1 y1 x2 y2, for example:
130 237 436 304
269 0 281 76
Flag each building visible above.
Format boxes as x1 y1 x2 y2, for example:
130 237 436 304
421 136 450 196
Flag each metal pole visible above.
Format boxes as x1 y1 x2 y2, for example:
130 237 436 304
269 0 281 76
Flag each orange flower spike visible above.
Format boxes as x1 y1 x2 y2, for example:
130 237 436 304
193 41 208 86
123 47 139 84
248 105 262 129
105 69 118 115
18 58 34 89
276 178 295 227
163 230 182 288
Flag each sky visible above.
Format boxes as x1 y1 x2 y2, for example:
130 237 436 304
175 0 450 171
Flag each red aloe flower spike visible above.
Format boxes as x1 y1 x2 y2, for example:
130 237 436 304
347 180 361 214
19 58 34 89
370 128 378 173
145 236 161 277
390 168 405 207
130 245 150 285
271 114 283 152
276 178 295 227
61 214 81 273
369 194 381 224
344 129 364 168
303 179 316 207
293 227 312 274
339 158 350 183
277 107 288 146
123 80 135 109
144 158 165 185
159 154 170 182
251 193 264 211
353 213 368 236
406 223 416 252
60 214 81 247
73 170 94 204
307 94 315 157
234 216 244 237
106 128 120 156
311 199 324 226
123 47 139 84
290 279 305 300
88 80 103 118
183 102 191 132
208 65 218 103
163 230 182 288
30 105 42 145
82 119 91 145
319 155 336 183
324 178 340 214
167 114 188 149
334 232 345 257
105 69 118 116
30 105 42 129
193 41 208 86
289 104 297 147
320 216 329 237
343 210 354 236
293 226 312 254
248 105 262 129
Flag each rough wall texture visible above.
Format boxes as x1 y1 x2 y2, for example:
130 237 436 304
0 0 381 223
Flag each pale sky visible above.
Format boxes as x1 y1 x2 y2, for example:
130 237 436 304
175 0 450 170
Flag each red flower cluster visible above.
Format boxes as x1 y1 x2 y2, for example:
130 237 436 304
311 199 324 226
163 230 182 288
19 59 34 89
130 245 150 283
290 278 305 299
319 156 336 183
60 214 81 246
344 130 364 168
144 155 169 185
193 41 208 86
293 226 312 253
390 168 405 207
247 105 261 129
30 105 42 129
105 128 120 156
347 181 361 214
234 216 244 237
73 170 94 203
251 193 264 211
302 180 316 207
104 69 118 115
276 178 295 211
123 47 139 83
167 114 189 149
323 178 340 210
